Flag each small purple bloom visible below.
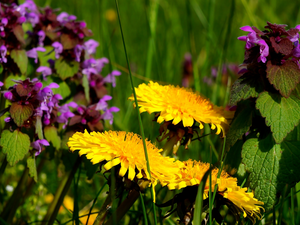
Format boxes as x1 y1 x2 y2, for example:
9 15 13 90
103 70 121 87
57 12 77 24
96 95 112 111
0 18 8 37
0 45 7 63
84 39 99 55
82 67 98 79
36 66 52 80
0 81 3 89
31 139 50 156
37 30 45 47
102 106 119 125
52 42 63 59
257 40 269 63
57 102 78 128
74 44 83 62
27 12 39 27
4 117 10 123
27 47 46 63
3 91 13 100
238 26 260 49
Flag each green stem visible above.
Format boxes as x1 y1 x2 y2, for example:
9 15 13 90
42 156 81 225
162 135 178 157
114 0 157 224
139 192 148 225
1 167 29 223
93 192 112 225
209 150 212 225
0 156 8 181
291 187 295 225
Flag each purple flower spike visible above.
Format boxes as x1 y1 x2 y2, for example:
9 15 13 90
31 139 50 156
103 70 121 87
84 39 99 55
257 40 269 63
96 95 112 111
74 44 83 62
0 45 7 63
27 47 46 63
102 106 119 125
36 66 52 80
52 42 63 59
3 91 13 100
37 30 45 47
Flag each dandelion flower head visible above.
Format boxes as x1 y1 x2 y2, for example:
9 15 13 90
67 130 183 185
129 81 234 136
164 159 264 221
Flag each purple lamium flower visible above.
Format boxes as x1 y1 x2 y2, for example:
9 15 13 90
0 81 3 89
0 45 7 63
257 40 269 63
74 44 83 62
52 42 63 59
84 39 99 55
82 67 98 79
3 91 13 100
31 139 49 156
103 70 121 87
57 102 78 128
36 66 52 80
238 26 260 49
27 47 46 63
57 12 77 24
96 95 112 111
27 12 39 27
0 18 8 37
102 106 119 125
4 117 10 123
37 30 45 47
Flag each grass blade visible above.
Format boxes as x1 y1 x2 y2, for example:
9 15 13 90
114 0 157 224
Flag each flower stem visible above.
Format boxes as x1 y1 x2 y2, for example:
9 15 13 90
42 156 81 225
162 135 178 156
93 192 112 225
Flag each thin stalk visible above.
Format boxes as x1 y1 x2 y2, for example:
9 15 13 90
110 167 117 225
291 187 295 225
0 156 8 181
42 156 81 225
162 135 178 156
186 0 200 92
93 192 112 225
145 0 159 79
211 0 235 104
209 150 212 225
114 1 157 224
139 192 148 225
278 184 289 225
86 181 108 225
296 182 300 224
73 163 82 225
212 137 226 203
1 167 29 223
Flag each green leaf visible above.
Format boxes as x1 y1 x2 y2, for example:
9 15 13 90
27 156 37 182
0 130 30 165
42 76 71 99
256 91 300 143
4 74 26 89
12 25 25 44
44 126 61 149
266 60 300 98
226 100 253 148
10 102 34 127
229 73 264 106
55 57 79 80
242 135 300 209
36 116 44 139
82 74 90 103
10 49 28 74
37 46 55 67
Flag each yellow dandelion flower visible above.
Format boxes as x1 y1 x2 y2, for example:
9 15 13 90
164 160 264 221
67 130 183 184
129 81 234 136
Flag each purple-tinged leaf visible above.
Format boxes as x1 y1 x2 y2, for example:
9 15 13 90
10 102 34 126
266 60 300 98
270 37 293 55
13 25 25 44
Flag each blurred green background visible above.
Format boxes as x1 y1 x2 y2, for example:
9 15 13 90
5 0 300 223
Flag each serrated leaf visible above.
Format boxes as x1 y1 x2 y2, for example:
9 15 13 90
256 91 300 143
4 74 26 89
270 37 293 55
36 116 44 139
226 100 253 148
0 130 30 165
60 33 78 50
44 126 61 149
229 73 263 106
37 46 55 67
242 134 300 209
10 49 28 74
13 25 25 44
42 76 71 99
16 84 31 96
27 156 37 182
82 74 90 103
266 60 300 98
55 57 79 80
10 102 34 127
